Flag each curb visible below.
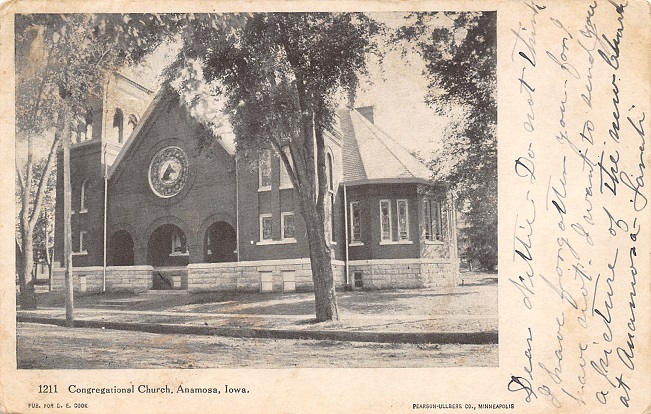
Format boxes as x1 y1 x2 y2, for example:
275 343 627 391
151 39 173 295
17 315 498 345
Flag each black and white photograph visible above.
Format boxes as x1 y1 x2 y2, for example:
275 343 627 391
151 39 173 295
2 1 650 413
14 12 497 370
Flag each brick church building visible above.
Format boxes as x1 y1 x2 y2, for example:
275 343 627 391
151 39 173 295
52 74 459 293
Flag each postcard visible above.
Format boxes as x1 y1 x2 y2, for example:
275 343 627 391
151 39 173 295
1 0 649 413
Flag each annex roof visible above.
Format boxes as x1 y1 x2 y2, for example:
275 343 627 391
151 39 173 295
341 108 434 186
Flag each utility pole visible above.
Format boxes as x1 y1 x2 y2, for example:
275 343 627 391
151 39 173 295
62 112 74 327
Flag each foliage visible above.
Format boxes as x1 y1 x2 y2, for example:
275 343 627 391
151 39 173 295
15 13 177 307
164 13 383 320
395 12 497 270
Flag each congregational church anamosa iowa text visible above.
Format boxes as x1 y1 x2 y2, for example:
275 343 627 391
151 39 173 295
51 73 459 293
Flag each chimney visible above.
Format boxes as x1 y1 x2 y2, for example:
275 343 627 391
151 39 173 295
355 106 374 124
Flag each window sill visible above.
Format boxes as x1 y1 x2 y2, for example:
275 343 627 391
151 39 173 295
258 187 271 192
79 209 88 214
349 242 364 247
72 251 88 256
279 185 293 190
257 239 297 245
379 240 413 245
330 241 337 246
169 252 189 257
424 240 445 245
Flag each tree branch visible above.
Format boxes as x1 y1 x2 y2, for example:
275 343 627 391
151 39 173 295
27 129 61 231
15 162 25 196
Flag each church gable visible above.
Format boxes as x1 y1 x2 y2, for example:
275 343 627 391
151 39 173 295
105 87 238 267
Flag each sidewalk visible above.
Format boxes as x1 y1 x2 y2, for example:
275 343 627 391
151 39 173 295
17 273 498 344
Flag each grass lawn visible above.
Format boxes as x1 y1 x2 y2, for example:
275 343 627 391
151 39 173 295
24 271 497 333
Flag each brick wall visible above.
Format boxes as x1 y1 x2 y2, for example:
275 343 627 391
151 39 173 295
107 92 238 266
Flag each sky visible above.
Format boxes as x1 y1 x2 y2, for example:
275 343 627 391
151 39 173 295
126 12 456 157
355 12 456 156
18 12 459 166
355 46 450 156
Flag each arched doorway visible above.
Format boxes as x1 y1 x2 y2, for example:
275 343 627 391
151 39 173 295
204 222 237 263
148 224 188 266
109 230 134 266
148 224 189 290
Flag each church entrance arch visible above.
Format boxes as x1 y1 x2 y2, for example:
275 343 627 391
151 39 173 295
108 230 134 266
204 221 237 263
147 224 189 290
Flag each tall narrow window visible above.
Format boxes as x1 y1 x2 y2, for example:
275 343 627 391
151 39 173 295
76 121 84 143
171 228 186 254
80 180 88 213
127 114 138 138
424 199 433 241
350 201 362 243
397 199 409 241
279 146 293 189
281 212 295 240
434 201 444 241
79 231 87 253
260 214 273 241
326 152 335 242
259 149 272 190
113 108 124 144
424 199 444 241
326 153 334 192
380 200 392 242
85 110 93 141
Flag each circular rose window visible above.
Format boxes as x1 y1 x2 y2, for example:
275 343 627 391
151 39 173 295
148 146 189 198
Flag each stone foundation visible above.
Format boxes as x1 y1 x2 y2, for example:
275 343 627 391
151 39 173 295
50 258 451 293
187 259 345 293
51 266 153 293
347 259 458 289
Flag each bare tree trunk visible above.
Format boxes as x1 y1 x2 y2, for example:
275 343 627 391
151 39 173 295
297 194 339 322
62 116 74 327
18 131 37 309
45 211 53 289
19 227 37 309
17 130 60 308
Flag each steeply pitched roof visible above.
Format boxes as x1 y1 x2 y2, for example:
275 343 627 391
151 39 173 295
107 86 235 180
341 109 433 186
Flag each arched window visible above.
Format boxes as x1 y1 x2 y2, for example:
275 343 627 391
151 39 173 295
113 108 124 143
85 109 93 141
279 146 293 189
258 149 272 190
326 152 334 192
171 227 186 254
80 180 88 213
326 151 335 242
74 119 83 144
127 114 138 138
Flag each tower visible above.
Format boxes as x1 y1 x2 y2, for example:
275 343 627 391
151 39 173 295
53 73 154 270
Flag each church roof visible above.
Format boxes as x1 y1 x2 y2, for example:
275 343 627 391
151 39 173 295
108 86 433 186
107 86 235 180
341 108 433 186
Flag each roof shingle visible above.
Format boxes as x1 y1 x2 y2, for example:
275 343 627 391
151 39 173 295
341 108 433 186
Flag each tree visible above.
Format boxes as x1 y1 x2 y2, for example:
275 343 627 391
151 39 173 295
395 12 497 271
21 159 56 283
15 14 176 310
165 13 382 321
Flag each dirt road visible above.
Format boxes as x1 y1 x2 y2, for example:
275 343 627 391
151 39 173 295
18 323 497 369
